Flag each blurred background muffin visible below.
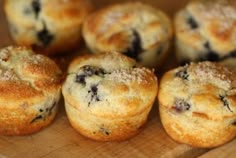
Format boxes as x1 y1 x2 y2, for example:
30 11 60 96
0 46 62 135
4 0 92 56
175 0 236 69
82 2 172 69
158 61 236 147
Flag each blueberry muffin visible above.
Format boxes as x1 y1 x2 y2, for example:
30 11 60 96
0 46 62 135
175 0 236 68
158 61 236 148
82 2 172 68
62 52 158 141
4 0 92 55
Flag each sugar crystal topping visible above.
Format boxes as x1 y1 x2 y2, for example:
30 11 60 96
0 48 10 61
107 67 156 84
27 54 46 65
0 69 18 81
188 62 235 90
97 3 161 34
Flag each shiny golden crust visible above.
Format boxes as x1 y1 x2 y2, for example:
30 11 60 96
158 61 236 148
175 0 236 67
62 52 158 141
82 2 172 68
43 0 92 25
0 46 62 135
4 0 92 55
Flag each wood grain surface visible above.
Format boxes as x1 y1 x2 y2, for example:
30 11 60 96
0 0 235 158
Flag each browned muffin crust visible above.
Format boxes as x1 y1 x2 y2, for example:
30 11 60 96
158 61 236 148
62 52 158 141
4 0 92 55
0 46 62 135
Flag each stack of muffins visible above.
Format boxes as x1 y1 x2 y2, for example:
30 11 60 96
1 0 236 148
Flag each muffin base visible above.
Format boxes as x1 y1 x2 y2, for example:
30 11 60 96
159 103 236 148
0 91 61 136
65 101 152 141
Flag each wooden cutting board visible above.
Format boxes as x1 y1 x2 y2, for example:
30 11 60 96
0 0 235 157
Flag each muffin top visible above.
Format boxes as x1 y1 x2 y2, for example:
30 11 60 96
82 2 172 54
159 61 236 121
62 52 158 118
0 46 62 106
4 0 92 27
175 0 236 54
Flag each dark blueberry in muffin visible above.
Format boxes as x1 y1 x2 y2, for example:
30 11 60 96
232 120 236 126
31 102 57 123
75 74 86 85
83 65 106 76
31 0 41 18
219 95 233 112
205 51 220 61
172 99 191 113
187 16 198 29
88 85 100 106
156 44 163 55
75 65 106 85
123 30 142 61
230 50 236 57
175 66 189 80
37 23 54 46
30 115 43 123
203 42 220 61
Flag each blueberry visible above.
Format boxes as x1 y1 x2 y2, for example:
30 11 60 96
176 67 189 80
123 30 142 61
32 0 41 18
75 65 106 85
88 85 100 106
230 50 236 57
172 99 191 113
83 65 105 76
75 74 86 85
37 23 54 46
30 102 56 123
202 42 220 61
219 95 233 112
187 16 198 29
232 120 236 126
205 52 220 61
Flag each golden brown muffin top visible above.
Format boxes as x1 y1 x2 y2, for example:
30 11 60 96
4 0 92 26
82 2 172 53
0 46 62 106
175 0 236 54
43 0 92 25
159 61 236 121
63 52 158 118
